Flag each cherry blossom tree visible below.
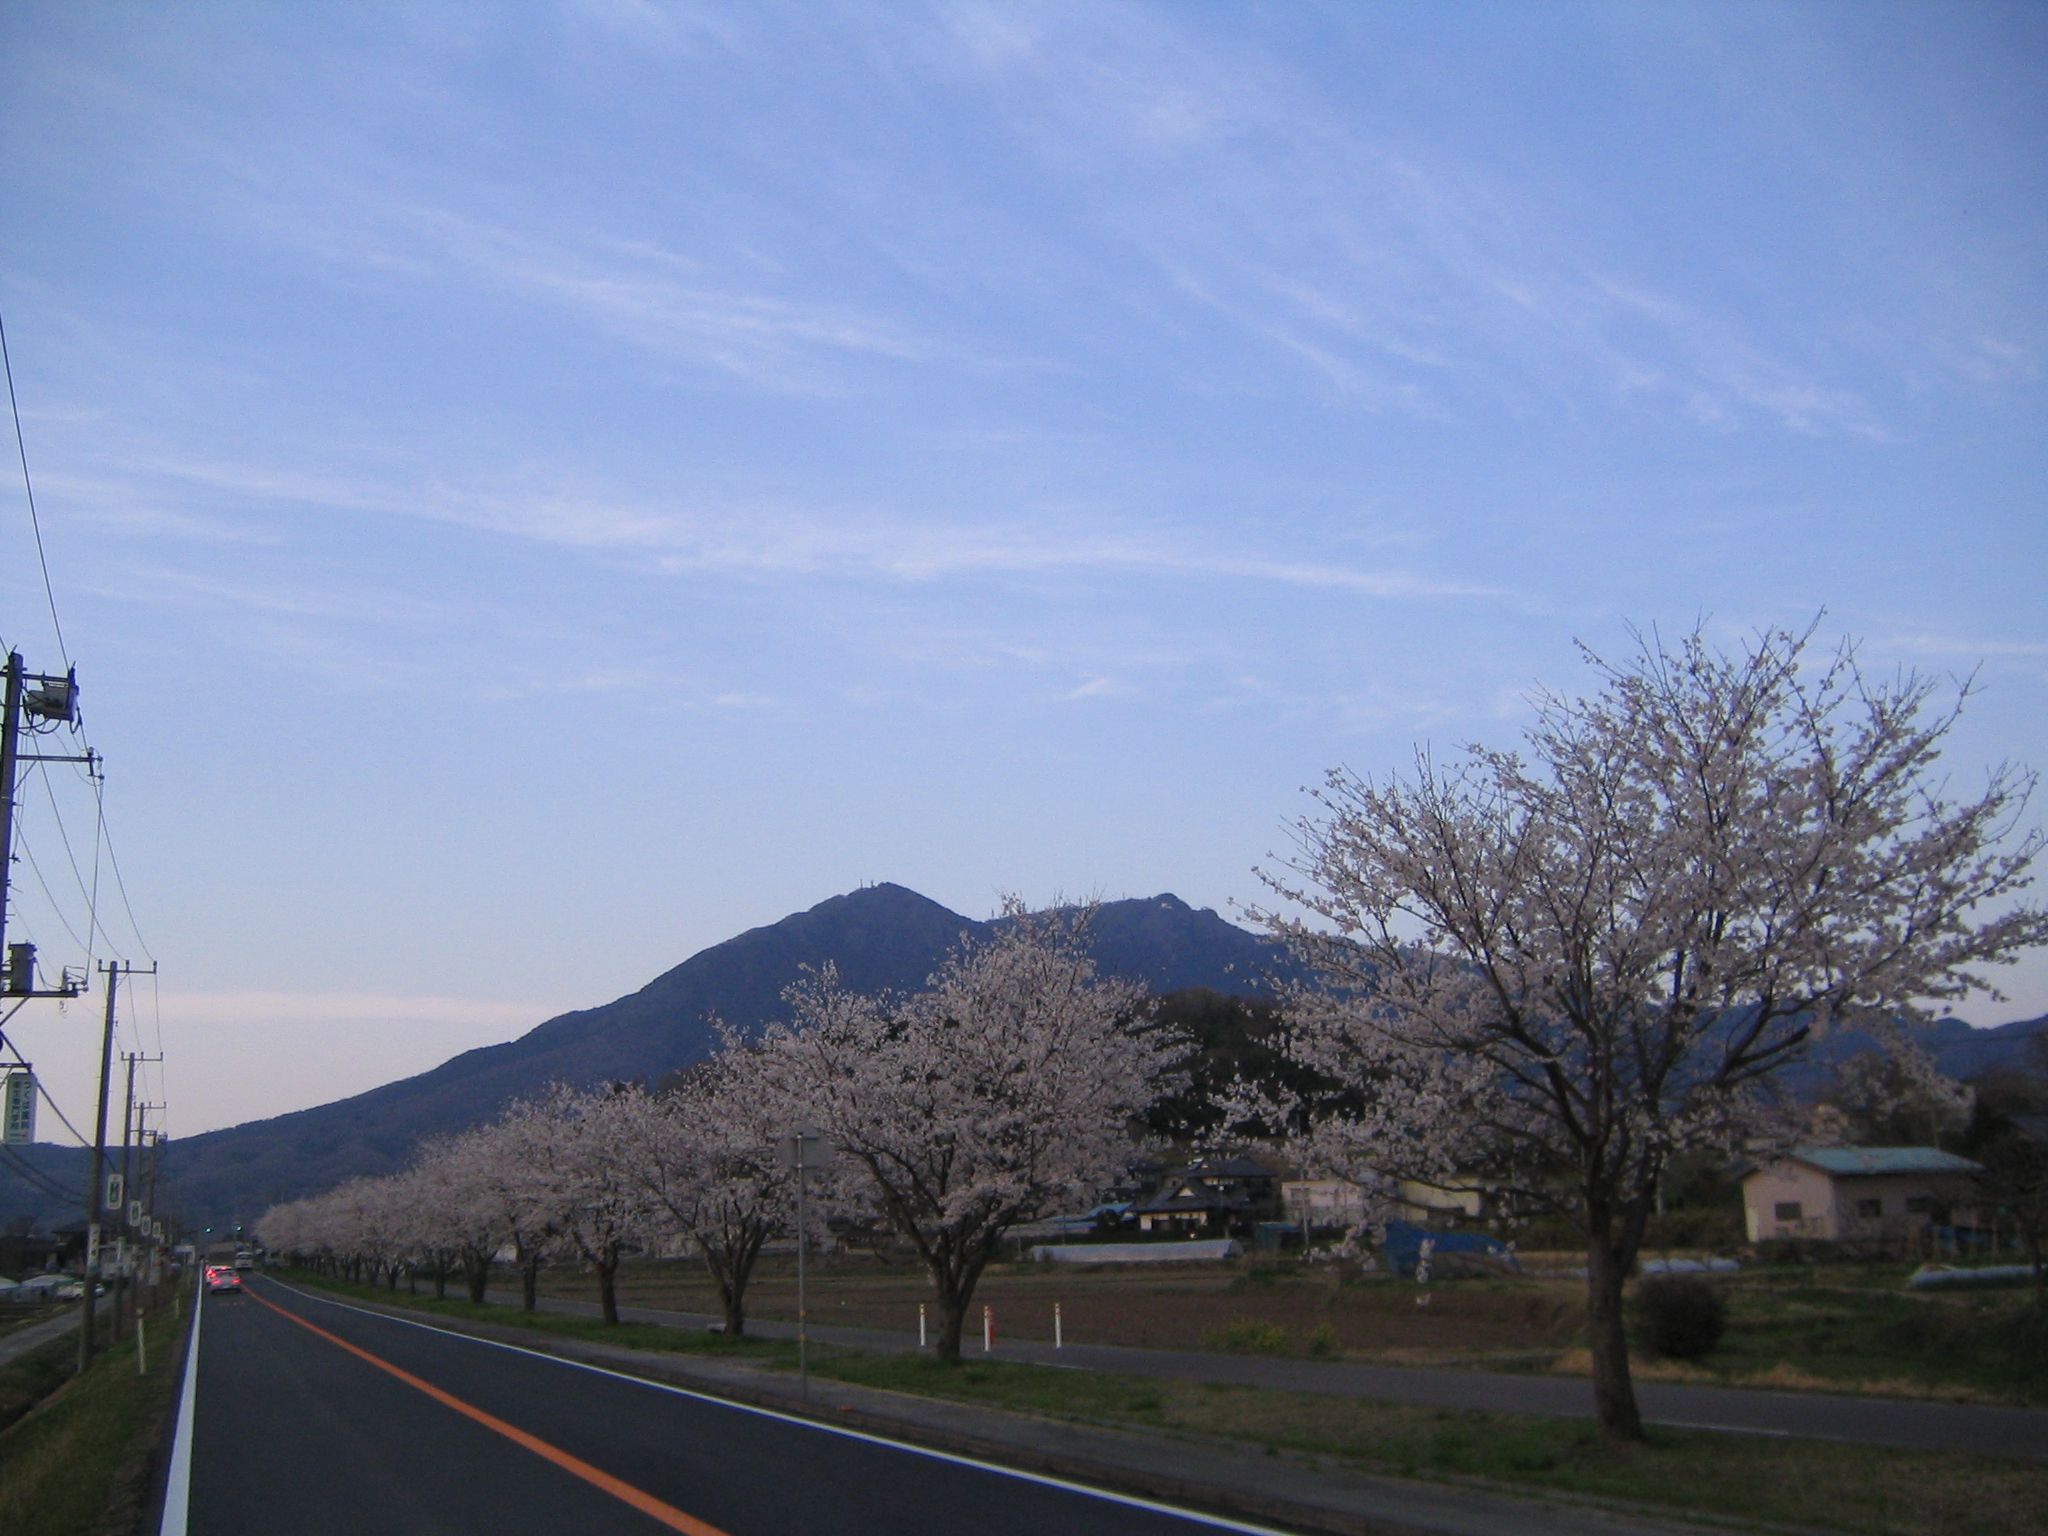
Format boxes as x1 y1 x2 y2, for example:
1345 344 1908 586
756 904 1176 1361
504 1083 657 1324
613 1040 794 1336
1257 625 2048 1439
439 1113 564 1311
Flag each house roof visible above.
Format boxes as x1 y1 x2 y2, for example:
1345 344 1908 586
1782 1146 1983 1178
1184 1155 1276 1179
1133 1178 1252 1214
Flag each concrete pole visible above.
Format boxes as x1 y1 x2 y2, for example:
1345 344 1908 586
79 965 118 1368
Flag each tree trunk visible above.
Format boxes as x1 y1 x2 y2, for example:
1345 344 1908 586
521 1253 540 1311
597 1255 620 1325
465 1257 489 1305
932 1292 968 1363
433 1264 448 1300
1585 1222 1644 1441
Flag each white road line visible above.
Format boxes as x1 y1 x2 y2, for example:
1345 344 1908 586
157 1281 204 1536
266 1279 1294 1536
1647 1419 1791 1438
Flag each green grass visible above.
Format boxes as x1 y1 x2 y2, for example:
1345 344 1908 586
0 1316 185 1536
1647 1278 2048 1404
808 1352 2047 1536
0 1335 76 1436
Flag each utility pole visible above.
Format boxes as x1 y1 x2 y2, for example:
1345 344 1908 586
112 1051 136 1342
0 651 91 973
81 961 152 1367
111 1053 160 1342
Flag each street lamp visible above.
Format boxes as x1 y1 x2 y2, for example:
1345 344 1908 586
777 1124 834 1400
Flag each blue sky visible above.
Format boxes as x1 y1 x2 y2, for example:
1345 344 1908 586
2 2 2043 1136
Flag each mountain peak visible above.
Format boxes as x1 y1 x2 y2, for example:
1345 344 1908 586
13 884 1291 1229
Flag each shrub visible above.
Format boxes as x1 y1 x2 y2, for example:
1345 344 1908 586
1306 1322 1339 1357
1636 1276 1726 1359
1217 1318 1292 1354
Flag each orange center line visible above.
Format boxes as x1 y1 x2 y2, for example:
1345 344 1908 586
243 1286 729 1536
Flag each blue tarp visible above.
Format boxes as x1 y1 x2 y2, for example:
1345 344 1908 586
1378 1220 1517 1279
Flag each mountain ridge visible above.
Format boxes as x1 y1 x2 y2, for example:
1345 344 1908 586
0 885 1292 1230
0 883 2036 1232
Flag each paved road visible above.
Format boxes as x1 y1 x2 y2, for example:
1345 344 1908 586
0 1305 79 1367
168 1276 1301 1536
483 1288 2048 1462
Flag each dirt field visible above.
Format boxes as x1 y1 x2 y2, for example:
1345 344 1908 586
540 1256 1588 1364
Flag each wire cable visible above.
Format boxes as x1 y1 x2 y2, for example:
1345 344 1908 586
0 1142 83 1204
35 763 113 962
1 1033 93 1147
15 833 87 952
94 776 155 964
0 305 67 668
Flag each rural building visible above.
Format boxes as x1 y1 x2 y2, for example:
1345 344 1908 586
1133 1154 1280 1235
1741 1147 1985 1243
1282 1178 1368 1233
1395 1177 1486 1225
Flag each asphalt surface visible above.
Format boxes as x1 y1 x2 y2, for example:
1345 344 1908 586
486 1288 2048 1462
178 1276 1299 1536
0 1304 80 1367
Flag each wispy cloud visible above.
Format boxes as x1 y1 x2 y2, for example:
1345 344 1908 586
1061 674 1132 701
1882 633 2048 659
93 447 1500 604
233 182 945 392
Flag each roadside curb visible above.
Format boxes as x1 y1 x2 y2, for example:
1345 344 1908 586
274 1279 1808 1536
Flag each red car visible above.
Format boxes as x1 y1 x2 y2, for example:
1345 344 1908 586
205 1266 243 1295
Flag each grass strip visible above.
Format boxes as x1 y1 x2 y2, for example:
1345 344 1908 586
0 1309 187 1536
286 1271 2046 1536
0 1333 76 1436
804 1352 2045 1536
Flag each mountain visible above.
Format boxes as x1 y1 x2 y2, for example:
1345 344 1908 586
1775 1012 2048 1095
0 886 1291 1233
4 881 2037 1236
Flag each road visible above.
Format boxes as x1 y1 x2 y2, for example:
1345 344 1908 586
0 1304 79 1368
165 1276 1293 1536
486 1288 2048 1462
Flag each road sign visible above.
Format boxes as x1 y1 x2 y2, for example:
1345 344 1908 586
777 1125 836 1170
1 1068 33 1145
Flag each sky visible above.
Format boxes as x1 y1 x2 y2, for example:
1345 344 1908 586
0 1 2043 1140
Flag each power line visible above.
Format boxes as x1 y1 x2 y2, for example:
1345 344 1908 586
16 833 88 952
94 775 154 964
0 306 67 668
0 1143 83 1204
0 1030 92 1148
36 763 114 959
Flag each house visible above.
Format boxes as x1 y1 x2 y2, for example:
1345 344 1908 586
1282 1178 1368 1234
1741 1147 1985 1243
1133 1155 1281 1236
1395 1178 1486 1225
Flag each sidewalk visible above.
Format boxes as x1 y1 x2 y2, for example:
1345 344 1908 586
292 1280 1785 1536
483 1287 2048 1463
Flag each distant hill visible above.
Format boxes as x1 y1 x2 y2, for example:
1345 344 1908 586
2 882 2037 1236
0 886 1294 1233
